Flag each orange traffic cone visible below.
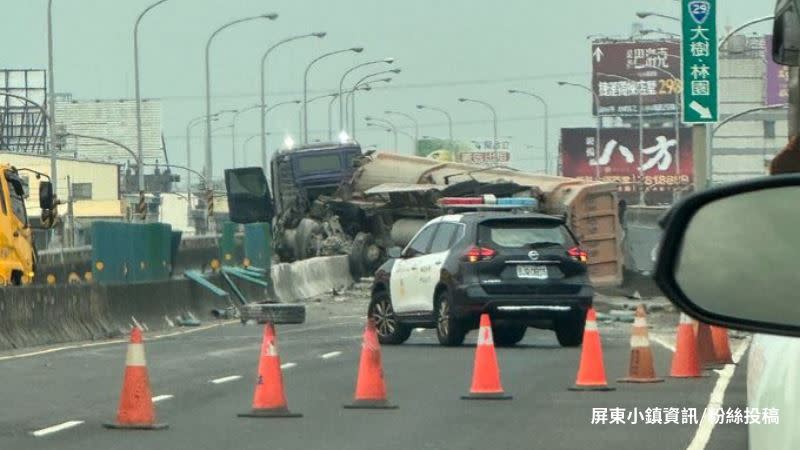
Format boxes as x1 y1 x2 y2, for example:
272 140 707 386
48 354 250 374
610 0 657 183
618 305 664 383
696 321 722 369
462 314 512 400
670 313 706 378
569 308 615 391
710 326 734 365
238 323 302 418
344 319 398 409
103 327 168 430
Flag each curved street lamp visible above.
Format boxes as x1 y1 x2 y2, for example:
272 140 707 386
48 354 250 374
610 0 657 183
338 58 394 131
365 116 398 151
347 69 401 136
458 97 499 166
259 32 325 171
134 0 171 193
384 110 418 153
416 105 454 142
302 47 364 143
508 89 549 174
205 13 278 184
557 81 602 180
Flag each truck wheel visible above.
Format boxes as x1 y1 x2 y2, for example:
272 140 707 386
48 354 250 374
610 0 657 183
241 303 306 325
349 232 381 279
493 324 527 347
435 289 466 346
555 312 586 347
368 291 411 345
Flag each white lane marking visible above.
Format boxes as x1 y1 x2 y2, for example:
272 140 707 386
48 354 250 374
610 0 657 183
0 321 237 362
320 351 342 359
686 339 750 450
31 420 84 437
650 335 676 353
281 362 297 369
151 394 174 403
210 375 242 384
415 328 426 333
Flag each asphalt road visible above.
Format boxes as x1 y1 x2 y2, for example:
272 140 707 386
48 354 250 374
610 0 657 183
0 299 749 450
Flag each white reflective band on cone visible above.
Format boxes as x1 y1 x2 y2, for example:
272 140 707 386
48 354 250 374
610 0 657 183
584 320 598 332
633 317 646 327
125 343 146 367
630 335 650 348
679 313 693 325
477 326 494 345
265 341 277 357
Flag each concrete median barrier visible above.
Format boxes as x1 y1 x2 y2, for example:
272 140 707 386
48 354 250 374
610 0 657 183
270 255 354 302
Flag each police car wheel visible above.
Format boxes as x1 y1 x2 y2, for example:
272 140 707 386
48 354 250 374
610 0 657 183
435 289 466 346
369 291 411 345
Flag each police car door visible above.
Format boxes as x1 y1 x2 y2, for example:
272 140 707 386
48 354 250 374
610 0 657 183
390 223 438 314
411 222 460 313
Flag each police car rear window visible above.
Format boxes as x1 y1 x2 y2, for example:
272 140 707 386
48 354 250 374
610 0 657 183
479 220 575 248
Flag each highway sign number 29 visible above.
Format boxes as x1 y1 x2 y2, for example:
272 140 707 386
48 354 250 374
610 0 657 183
681 0 718 123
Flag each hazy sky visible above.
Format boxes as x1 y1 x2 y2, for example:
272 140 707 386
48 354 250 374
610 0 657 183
2 0 773 178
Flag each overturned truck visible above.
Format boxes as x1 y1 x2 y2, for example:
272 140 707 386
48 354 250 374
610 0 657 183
225 142 623 287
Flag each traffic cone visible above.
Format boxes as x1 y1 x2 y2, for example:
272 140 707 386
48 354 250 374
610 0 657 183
103 327 168 430
344 319 398 409
569 308 615 391
669 313 706 378
238 323 302 418
462 314 512 400
618 305 664 383
710 326 734 365
696 321 722 369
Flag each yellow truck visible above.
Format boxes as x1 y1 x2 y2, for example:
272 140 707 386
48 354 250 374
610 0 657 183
0 165 56 285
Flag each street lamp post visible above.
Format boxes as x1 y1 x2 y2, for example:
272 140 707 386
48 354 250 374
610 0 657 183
260 99 300 153
348 69 400 137
458 97 499 166
558 81 602 180
305 93 339 141
232 104 261 168
186 114 218 225
508 89 549 174
416 105 454 142
134 0 170 194
384 110 418 154
342 84 373 138
365 116 398 151
366 122 415 152
328 95 339 141
303 47 364 144
260 32 326 172
47 0 58 194
338 58 394 132
205 14 278 186
635 11 680 22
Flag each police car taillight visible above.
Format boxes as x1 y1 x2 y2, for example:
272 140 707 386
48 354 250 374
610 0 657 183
568 246 588 263
438 195 538 208
463 246 496 263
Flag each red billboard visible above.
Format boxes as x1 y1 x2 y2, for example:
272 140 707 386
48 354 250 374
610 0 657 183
591 40 682 116
560 127 693 204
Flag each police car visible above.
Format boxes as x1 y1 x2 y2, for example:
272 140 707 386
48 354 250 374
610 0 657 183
368 196 593 347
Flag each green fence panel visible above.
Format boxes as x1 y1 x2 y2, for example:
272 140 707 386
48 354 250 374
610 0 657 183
91 221 175 284
220 221 237 265
244 222 272 272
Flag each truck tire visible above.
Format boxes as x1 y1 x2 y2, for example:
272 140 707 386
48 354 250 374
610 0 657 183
493 324 527 347
240 303 306 325
368 291 411 345
349 232 381 279
555 312 586 347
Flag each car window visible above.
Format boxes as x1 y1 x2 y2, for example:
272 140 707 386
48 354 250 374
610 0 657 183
405 223 438 256
479 220 576 248
429 223 458 253
5 176 26 225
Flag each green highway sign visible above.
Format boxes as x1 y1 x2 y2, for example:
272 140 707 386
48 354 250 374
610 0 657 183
681 0 718 123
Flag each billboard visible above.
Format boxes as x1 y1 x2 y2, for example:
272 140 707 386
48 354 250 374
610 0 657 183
416 137 512 166
0 69 48 153
765 35 790 105
561 127 692 203
591 40 682 115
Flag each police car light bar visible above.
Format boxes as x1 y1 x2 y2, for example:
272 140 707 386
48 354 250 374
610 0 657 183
438 195 538 209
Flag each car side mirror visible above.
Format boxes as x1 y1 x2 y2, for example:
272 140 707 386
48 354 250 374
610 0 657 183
388 247 402 259
773 0 800 65
39 181 55 210
655 174 800 337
